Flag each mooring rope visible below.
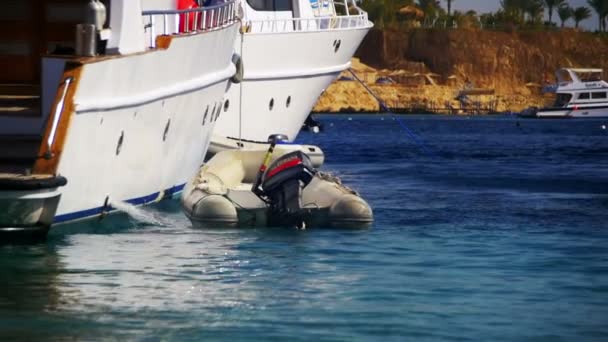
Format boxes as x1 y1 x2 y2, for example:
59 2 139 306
347 68 435 156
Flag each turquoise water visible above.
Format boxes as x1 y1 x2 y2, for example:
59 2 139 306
1 115 608 340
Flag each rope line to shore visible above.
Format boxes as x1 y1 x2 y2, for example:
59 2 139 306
347 68 435 156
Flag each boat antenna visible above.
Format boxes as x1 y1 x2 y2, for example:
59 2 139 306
238 20 244 146
347 68 434 156
251 134 289 199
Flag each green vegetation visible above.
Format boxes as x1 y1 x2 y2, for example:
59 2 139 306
574 6 592 28
545 0 567 24
360 0 598 31
558 4 573 27
587 0 608 31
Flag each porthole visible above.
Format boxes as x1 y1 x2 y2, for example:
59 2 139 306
163 119 171 141
215 102 222 120
334 39 341 53
116 131 124 156
224 99 230 112
269 98 274 111
210 103 217 122
202 105 209 125
286 96 291 108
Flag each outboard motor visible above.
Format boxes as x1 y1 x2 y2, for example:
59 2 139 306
260 151 315 228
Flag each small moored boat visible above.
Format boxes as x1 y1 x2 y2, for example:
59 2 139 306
182 136 373 229
522 68 608 118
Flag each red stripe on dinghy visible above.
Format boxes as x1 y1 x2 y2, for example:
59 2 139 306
266 159 302 179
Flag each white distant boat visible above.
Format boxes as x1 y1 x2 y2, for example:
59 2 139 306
0 0 239 239
210 0 373 151
526 68 608 118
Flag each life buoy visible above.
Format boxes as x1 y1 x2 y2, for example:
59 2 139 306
231 53 243 84
177 0 199 33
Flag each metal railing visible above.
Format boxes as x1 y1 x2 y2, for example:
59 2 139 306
245 13 369 33
142 1 238 48
311 0 365 17
243 0 369 34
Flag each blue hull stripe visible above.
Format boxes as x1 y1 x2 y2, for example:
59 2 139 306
54 183 186 223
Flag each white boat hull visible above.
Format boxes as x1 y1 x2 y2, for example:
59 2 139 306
536 107 608 118
52 24 239 223
213 25 371 145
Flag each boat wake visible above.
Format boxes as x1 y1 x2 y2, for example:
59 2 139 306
109 200 169 227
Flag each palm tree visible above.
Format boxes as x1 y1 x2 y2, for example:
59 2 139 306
501 0 527 24
573 6 592 28
526 0 545 24
557 5 573 28
417 0 441 18
587 0 608 31
445 0 454 16
544 0 567 24
501 0 526 13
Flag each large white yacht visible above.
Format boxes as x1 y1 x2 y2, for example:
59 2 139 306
210 0 372 151
532 68 608 118
0 0 239 239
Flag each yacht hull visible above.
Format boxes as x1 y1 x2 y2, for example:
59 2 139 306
48 24 238 225
0 23 238 228
212 25 371 146
536 106 608 118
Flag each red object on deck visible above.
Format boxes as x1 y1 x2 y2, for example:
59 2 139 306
177 0 199 33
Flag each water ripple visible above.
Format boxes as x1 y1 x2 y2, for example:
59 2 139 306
1 115 607 340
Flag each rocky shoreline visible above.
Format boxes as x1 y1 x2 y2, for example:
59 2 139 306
313 29 608 114
313 58 549 114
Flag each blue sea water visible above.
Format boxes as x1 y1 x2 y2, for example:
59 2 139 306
1 114 608 341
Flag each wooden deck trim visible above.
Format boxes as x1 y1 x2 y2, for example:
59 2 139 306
33 63 82 175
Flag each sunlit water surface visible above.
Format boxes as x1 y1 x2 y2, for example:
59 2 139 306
1 115 607 341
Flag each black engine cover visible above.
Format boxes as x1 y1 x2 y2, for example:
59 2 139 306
260 151 315 227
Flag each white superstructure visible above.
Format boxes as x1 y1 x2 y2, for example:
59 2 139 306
211 0 372 149
0 0 239 237
536 68 608 118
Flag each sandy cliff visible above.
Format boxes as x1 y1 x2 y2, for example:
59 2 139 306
314 29 608 113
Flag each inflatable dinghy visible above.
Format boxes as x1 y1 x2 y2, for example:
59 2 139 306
181 137 373 229
208 135 325 167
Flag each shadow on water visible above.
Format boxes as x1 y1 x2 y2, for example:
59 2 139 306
0 200 188 340
0 242 111 340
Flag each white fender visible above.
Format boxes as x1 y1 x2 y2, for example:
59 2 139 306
230 53 243 84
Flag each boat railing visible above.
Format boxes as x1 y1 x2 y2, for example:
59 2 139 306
142 1 238 48
332 0 366 16
309 0 365 17
245 13 369 34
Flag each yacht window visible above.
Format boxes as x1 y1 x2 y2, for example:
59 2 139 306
275 0 292 11
578 93 590 100
554 93 572 107
592 92 607 99
247 0 270 10
247 0 293 11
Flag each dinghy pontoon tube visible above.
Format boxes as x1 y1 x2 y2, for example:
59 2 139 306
207 135 325 168
181 146 373 229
